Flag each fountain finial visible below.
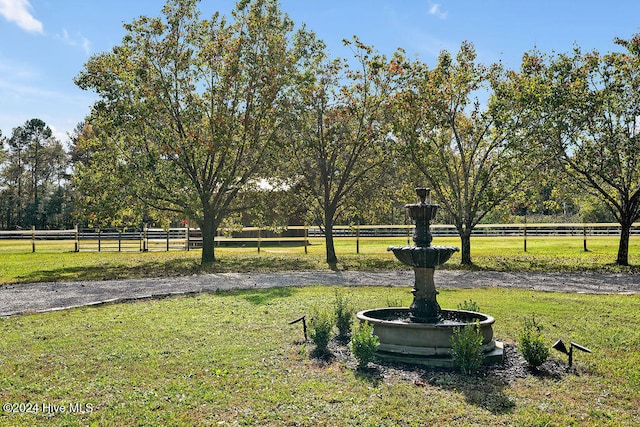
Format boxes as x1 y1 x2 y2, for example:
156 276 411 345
416 187 429 204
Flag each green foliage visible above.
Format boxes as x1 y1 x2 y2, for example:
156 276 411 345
518 315 550 368
393 41 549 265
73 0 315 264
0 118 70 230
450 320 484 374
348 321 379 369
456 299 480 312
579 196 616 223
286 36 403 267
513 38 640 265
333 289 354 338
309 307 334 353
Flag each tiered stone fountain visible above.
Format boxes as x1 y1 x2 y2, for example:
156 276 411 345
356 188 503 367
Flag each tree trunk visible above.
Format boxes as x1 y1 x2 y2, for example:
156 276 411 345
324 222 338 270
616 220 631 266
200 218 217 264
460 230 472 266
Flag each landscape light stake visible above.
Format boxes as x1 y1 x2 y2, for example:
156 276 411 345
552 339 592 368
289 315 307 341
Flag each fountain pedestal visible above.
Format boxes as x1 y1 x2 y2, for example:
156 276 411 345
410 267 440 323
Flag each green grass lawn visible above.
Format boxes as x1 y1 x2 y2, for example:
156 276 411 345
1 236 638 425
1 235 638 285
1 286 638 426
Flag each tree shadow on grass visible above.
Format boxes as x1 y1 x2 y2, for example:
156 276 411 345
10 255 323 284
240 287 298 305
416 344 566 415
425 371 516 415
371 345 531 415
12 257 204 284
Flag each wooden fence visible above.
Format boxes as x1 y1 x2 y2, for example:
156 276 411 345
0 223 638 253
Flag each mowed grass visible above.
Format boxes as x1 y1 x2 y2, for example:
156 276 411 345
1 235 639 285
0 286 638 426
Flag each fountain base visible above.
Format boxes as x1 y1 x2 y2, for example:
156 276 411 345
356 308 504 368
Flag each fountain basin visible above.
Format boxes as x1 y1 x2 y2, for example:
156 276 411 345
356 308 503 367
387 245 459 268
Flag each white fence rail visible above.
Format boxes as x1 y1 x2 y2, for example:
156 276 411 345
0 223 638 252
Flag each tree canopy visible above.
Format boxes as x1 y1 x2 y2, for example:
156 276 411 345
74 0 314 263
0 118 68 229
512 34 640 265
284 38 403 268
393 41 548 265
14 0 633 269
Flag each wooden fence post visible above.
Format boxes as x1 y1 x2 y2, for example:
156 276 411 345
74 224 79 252
304 226 308 254
356 222 360 254
406 221 410 245
186 226 190 251
98 229 101 252
257 227 261 254
523 216 527 252
583 225 588 252
31 226 36 253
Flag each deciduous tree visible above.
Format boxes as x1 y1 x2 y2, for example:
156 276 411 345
514 35 640 265
393 42 545 265
286 38 402 268
74 0 312 263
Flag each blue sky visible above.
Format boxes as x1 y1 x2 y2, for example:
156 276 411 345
1 0 640 144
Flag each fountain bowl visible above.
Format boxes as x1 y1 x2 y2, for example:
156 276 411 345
356 308 503 367
387 245 459 268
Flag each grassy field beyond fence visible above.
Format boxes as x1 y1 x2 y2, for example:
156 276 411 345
0 234 638 285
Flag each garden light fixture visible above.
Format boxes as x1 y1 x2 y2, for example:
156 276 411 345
552 339 591 368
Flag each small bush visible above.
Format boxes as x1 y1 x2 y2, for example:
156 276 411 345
334 290 354 338
457 299 480 312
450 320 484 374
519 315 550 368
349 321 379 369
386 293 405 307
309 308 334 353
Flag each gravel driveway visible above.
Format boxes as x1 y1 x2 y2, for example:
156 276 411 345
1 270 638 317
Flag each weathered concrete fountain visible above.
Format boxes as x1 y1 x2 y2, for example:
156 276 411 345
356 188 503 367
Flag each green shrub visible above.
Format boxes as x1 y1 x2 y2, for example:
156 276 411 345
333 290 354 338
309 307 334 353
450 320 484 374
519 315 550 368
349 321 379 369
457 299 480 312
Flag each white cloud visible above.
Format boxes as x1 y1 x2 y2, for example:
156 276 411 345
0 0 43 33
427 2 448 20
55 28 92 54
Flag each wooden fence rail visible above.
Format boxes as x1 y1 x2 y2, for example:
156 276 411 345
0 223 638 253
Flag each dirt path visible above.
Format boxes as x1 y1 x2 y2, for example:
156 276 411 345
1 270 638 317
